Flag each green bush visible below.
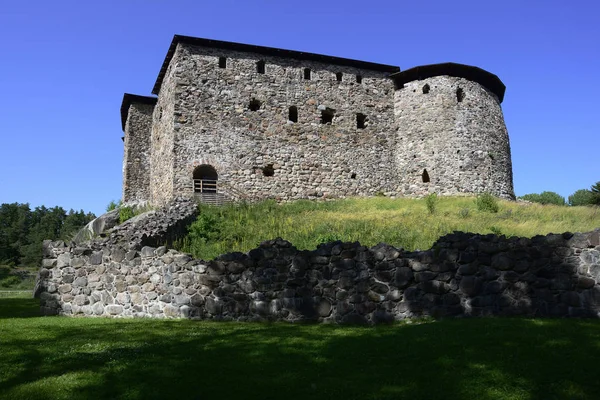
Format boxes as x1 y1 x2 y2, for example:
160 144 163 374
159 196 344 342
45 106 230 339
568 189 595 206
519 191 565 206
425 193 438 215
0 275 20 288
475 193 499 213
119 207 135 224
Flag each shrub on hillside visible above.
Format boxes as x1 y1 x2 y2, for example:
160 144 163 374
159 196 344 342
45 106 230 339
425 193 438 215
119 207 135 224
519 191 565 206
568 189 595 206
475 193 499 213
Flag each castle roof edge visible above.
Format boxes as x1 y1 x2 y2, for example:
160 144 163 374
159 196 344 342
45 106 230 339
390 62 506 103
120 93 157 131
151 35 401 95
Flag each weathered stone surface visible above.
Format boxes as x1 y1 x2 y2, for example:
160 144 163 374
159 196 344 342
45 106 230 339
89 252 103 265
106 305 124 315
56 254 71 269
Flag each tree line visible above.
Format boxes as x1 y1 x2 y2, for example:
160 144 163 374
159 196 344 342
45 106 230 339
0 203 95 268
519 181 600 206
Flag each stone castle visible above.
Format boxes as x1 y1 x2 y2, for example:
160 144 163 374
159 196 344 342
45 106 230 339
121 35 514 205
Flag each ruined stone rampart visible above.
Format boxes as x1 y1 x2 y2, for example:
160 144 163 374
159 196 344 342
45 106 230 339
38 201 600 323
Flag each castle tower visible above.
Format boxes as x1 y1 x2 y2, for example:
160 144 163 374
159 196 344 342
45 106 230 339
391 63 514 199
120 94 156 204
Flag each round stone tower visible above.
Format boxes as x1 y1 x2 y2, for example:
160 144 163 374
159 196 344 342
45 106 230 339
391 63 514 199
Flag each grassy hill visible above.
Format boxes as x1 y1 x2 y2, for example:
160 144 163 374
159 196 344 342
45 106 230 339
175 196 600 260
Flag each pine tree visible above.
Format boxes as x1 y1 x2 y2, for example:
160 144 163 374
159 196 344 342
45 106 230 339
591 181 600 205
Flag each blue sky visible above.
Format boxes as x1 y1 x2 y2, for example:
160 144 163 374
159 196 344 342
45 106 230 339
0 0 598 216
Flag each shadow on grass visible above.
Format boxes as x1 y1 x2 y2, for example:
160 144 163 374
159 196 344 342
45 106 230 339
0 297 39 319
1 314 600 400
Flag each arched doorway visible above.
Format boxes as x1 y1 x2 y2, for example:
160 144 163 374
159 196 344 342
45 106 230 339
193 165 218 194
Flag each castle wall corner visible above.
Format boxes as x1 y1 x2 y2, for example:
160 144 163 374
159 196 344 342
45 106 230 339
123 102 155 203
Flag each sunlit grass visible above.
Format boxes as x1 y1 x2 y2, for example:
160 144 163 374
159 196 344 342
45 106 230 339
175 197 600 260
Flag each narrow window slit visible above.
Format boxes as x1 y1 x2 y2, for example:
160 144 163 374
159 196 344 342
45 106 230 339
422 169 430 183
356 113 366 129
289 106 298 123
304 68 311 80
336 72 343 81
456 87 465 102
218 57 226 69
256 60 265 74
356 75 362 83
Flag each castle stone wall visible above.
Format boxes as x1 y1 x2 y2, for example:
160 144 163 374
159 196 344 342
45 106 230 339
123 103 154 203
38 201 600 323
123 37 515 205
167 43 399 201
149 50 179 205
394 76 514 198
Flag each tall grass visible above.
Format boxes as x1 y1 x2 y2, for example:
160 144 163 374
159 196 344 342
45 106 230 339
175 197 600 260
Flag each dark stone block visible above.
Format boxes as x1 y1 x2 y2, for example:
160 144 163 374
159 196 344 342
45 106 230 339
459 276 482 296
336 301 353 315
375 270 393 282
340 313 369 326
484 280 503 294
415 271 436 282
458 252 476 264
206 297 223 315
550 274 574 291
419 280 449 295
577 277 595 289
372 310 394 324
90 251 103 265
458 263 478 275
403 287 420 301
355 301 377 314
442 293 461 305
371 282 389 294
394 267 414 288
125 250 138 261
140 246 155 257
317 299 332 317
502 271 520 283
561 291 581 307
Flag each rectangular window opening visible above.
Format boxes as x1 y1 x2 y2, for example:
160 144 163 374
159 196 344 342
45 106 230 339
356 113 367 129
320 108 335 124
289 106 298 123
257 60 266 74
304 68 311 80
218 57 227 69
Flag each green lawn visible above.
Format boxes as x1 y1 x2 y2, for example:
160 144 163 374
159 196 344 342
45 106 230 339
2 295 600 400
